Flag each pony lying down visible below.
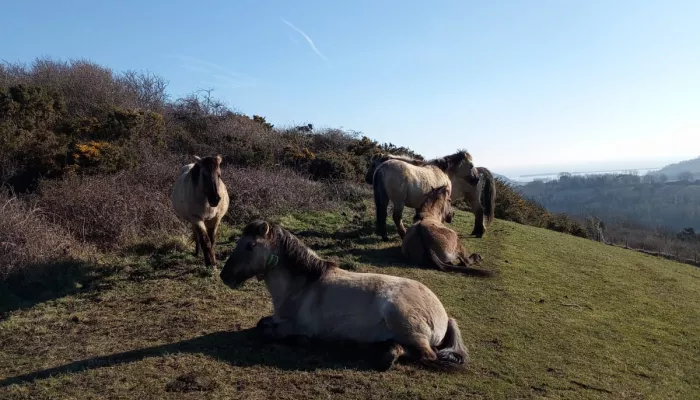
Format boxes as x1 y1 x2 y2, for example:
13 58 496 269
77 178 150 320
220 220 469 371
402 185 485 273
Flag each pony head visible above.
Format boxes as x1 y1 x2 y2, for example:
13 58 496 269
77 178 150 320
220 220 276 288
418 185 454 223
192 154 223 207
444 151 480 186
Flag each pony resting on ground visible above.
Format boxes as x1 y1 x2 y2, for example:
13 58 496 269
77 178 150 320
369 151 495 240
171 154 229 269
220 219 470 371
402 185 484 273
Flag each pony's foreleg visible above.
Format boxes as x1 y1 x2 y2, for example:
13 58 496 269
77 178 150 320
256 316 301 340
205 218 220 253
392 203 407 239
194 221 216 268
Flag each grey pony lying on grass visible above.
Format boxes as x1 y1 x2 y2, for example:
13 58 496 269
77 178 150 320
402 185 484 273
220 219 470 371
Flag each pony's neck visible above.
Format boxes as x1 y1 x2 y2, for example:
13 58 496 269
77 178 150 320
264 267 307 317
416 201 441 221
270 226 333 280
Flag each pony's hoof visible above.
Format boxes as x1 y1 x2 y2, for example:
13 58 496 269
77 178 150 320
468 254 483 265
256 316 275 329
376 352 397 372
256 316 277 337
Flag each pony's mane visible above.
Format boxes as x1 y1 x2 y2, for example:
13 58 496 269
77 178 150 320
248 222 336 280
374 151 471 172
375 154 427 166
273 226 336 279
428 151 472 173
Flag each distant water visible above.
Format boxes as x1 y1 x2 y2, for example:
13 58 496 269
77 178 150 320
507 168 661 184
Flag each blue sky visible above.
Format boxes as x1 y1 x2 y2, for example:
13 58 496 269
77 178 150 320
2 0 699 173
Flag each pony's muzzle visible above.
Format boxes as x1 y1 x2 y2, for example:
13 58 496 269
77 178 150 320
208 195 221 207
220 273 245 289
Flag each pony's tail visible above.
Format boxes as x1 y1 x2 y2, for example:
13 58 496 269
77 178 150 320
422 318 469 371
373 167 389 238
416 224 459 272
365 161 377 184
428 249 470 273
477 167 496 224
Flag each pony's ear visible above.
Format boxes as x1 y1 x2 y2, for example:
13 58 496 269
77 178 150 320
193 155 202 163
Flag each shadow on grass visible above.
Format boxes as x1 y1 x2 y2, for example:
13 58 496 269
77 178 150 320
324 245 495 278
293 218 379 242
0 259 118 315
0 328 392 386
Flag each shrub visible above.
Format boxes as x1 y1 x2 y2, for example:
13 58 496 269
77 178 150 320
0 192 85 282
38 170 184 249
221 167 338 226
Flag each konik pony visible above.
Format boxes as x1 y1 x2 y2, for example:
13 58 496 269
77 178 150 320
171 155 229 269
368 151 495 240
220 219 470 371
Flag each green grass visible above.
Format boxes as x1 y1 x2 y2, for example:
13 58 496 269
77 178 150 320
1 207 699 399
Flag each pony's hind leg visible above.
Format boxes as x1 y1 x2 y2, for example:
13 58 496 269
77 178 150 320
392 203 407 239
373 170 390 240
376 341 405 371
469 195 486 237
191 226 200 256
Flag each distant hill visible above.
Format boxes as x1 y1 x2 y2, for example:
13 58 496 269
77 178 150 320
652 156 700 180
492 172 520 186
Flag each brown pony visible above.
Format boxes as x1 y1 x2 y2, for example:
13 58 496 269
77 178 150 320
369 151 495 240
402 185 484 273
171 155 229 269
220 220 470 371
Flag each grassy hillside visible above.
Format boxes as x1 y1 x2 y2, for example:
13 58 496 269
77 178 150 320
2 208 698 399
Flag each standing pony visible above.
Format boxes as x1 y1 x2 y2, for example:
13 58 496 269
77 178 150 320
171 155 229 269
365 152 496 240
402 185 484 273
368 152 495 239
220 219 469 371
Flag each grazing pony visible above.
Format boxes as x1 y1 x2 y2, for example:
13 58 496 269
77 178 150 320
220 220 469 371
369 151 495 240
402 186 484 273
171 155 229 269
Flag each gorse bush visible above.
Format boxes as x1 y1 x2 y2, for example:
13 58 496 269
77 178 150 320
38 172 185 249
0 192 85 280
